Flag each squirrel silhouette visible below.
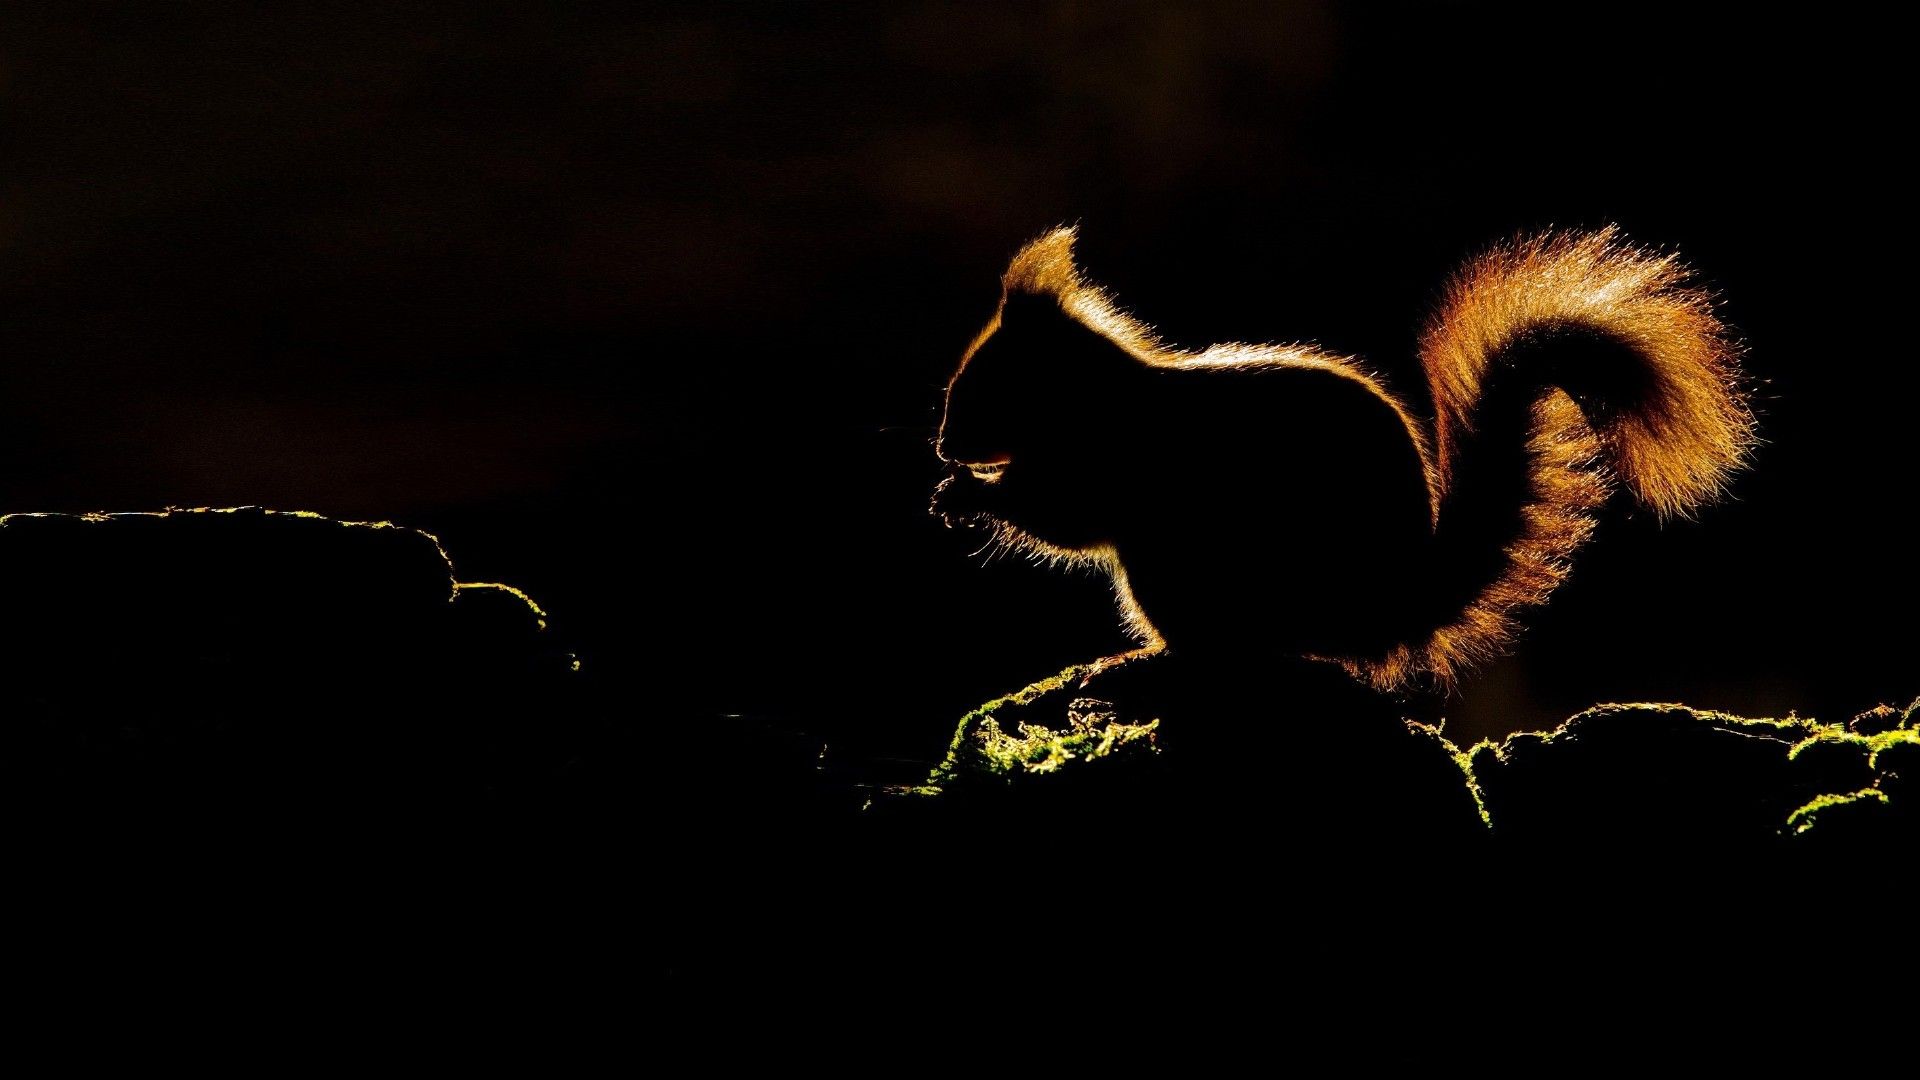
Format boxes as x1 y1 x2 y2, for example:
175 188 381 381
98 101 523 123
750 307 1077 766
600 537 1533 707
933 226 1755 690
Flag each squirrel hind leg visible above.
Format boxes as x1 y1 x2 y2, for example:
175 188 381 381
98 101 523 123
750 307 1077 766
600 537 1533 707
1081 644 1166 686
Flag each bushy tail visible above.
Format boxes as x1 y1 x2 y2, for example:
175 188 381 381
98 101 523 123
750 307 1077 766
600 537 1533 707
1376 228 1756 689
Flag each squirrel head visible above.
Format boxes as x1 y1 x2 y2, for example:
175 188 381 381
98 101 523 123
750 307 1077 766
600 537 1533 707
933 227 1151 560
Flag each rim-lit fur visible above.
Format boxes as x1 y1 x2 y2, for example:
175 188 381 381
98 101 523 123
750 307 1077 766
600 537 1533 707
967 226 1752 689
1392 227 1755 686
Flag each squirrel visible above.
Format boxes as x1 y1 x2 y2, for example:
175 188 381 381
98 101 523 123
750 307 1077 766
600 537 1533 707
931 226 1755 691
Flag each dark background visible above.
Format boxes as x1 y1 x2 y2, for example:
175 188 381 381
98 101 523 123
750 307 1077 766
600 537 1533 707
2 1 1911 758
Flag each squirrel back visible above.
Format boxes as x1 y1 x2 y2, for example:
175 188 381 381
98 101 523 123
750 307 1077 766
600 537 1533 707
933 227 1754 690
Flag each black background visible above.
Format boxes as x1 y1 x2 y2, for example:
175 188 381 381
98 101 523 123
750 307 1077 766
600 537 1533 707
2 2 1912 759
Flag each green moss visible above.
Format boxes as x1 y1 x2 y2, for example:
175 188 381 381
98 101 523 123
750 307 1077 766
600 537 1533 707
452 580 551 630
971 709 1159 776
922 665 1086 787
1787 724 1920 769
1460 698 1918 838
911 666 1915 844
1414 722 1494 829
1785 787 1890 836
919 665 1157 791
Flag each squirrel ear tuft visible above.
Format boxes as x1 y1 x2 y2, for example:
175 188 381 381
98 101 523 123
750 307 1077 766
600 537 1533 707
1002 225 1083 297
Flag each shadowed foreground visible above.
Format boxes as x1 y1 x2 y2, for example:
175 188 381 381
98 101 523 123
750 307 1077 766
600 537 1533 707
8 509 1912 1058
896 660 1917 851
7 507 587 851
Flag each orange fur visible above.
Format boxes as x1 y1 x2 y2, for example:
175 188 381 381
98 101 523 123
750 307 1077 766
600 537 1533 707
1387 228 1755 687
938 226 1754 691
1424 228 1753 516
